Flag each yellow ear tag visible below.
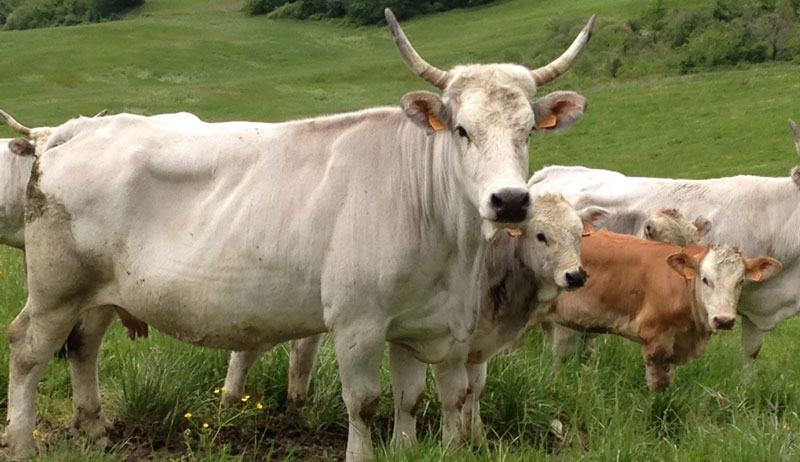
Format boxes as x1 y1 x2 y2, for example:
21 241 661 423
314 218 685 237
506 229 523 238
538 113 558 129
427 114 446 131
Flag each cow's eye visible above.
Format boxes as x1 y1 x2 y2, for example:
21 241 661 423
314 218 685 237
701 277 710 286
536 233 547 244
456 126 470 141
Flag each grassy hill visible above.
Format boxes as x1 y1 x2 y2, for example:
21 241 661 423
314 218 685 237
1 0 800 460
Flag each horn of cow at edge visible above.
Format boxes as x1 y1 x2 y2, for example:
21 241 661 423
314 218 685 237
529 15 596 87
385 8 452 90
789 119 800 155
0 109 32 137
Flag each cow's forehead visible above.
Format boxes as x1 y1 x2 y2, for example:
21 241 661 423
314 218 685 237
445 64 537 106
702 245 744 279
529 194 581 235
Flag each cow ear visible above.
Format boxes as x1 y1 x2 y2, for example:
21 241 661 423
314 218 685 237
400 91 449 134
743 256 782 282
575 206 608 235
532 91 587 133
8 138 35 157
693 217 711 240
667 253 699 280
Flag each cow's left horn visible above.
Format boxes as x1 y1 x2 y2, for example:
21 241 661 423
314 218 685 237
385 8 451 90
0 109 32 136
94 109 108 118
530 15 595 87
789 119 800 155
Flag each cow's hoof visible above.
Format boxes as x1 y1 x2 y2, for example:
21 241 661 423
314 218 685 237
4 432 35 460
71 410 112 440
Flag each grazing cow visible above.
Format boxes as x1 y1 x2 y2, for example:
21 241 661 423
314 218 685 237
549 229 780 391
2 9 594 461
545 207 709 368
530 119 800 363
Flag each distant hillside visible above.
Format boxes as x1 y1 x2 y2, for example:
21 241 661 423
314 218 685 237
1 0 143 30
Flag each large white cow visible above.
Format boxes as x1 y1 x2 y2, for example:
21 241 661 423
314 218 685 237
2 9 594 460
529 119 800 363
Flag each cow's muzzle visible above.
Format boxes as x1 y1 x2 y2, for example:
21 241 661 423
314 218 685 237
490 188 530 224
565 267 587 290
712 316 735 331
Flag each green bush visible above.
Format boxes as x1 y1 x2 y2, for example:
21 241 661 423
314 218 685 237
245 0 496 25
3 0 143 29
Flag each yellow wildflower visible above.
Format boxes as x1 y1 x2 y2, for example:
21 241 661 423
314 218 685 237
241 395 251 402
256 402 263 409
221 386 227 392
213 388 220 394
184 412 192 419
202 422 209 429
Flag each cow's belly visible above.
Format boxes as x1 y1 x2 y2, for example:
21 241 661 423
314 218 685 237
107 268 327 351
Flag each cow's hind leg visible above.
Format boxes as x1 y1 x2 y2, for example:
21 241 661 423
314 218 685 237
4 301 79 458
287 334 324 414
389 343 426 449
432 351 469 447
67 306 117 440
223 345 274 408
462 361 487 445
331 321 385 462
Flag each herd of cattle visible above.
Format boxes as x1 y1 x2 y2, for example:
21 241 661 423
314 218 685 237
0 8 797 461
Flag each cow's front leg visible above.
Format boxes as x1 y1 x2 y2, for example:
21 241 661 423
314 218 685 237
68 307 116 440
642 346 673 392
741 315 765 363
222 345 273 408
388 343 426 449
462 361 487 445
287 334 324 414
331 322 385 462
432 346 469 447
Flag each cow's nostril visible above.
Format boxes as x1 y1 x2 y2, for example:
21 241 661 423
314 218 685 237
565 268 587 288
490 189 530 223
713 316 735 330
490 193 503 207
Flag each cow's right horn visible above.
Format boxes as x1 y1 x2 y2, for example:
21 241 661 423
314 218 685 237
385 8 451 90
789 119 800 155
530 15 596 87
0 109 32 136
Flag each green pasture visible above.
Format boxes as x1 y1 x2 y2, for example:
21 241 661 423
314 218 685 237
1 0 800 460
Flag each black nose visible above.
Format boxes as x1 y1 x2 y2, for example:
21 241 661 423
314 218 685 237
644 224 653 238
490 189 530 223
565 268 587 289
713 316 735 330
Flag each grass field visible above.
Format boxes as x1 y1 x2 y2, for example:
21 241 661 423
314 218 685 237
1 0 800 460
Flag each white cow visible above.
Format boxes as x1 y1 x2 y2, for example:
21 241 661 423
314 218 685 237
529 118 800 363
3 9 594 461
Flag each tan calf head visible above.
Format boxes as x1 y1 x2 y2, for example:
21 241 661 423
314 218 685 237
643 208 710 246
518 194 589 293
387 9 593 227
667 245 781 332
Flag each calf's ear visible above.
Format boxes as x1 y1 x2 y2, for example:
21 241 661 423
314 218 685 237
532 91 587 133
693 217 711 240
575 206 609 235
667 253 699 280
8 138 35 157
400 91 449 134
743 256 782 282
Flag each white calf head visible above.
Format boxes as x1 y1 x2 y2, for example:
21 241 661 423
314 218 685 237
643 208 710 246
667 245 782 332
519 194 586 292
2 109 106 158
386 9 593 228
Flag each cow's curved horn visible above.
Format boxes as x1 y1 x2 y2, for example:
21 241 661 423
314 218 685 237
530 15 595 87
0 109 32 136
385 8 451 90
789 119 800 155
93 109 108 118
